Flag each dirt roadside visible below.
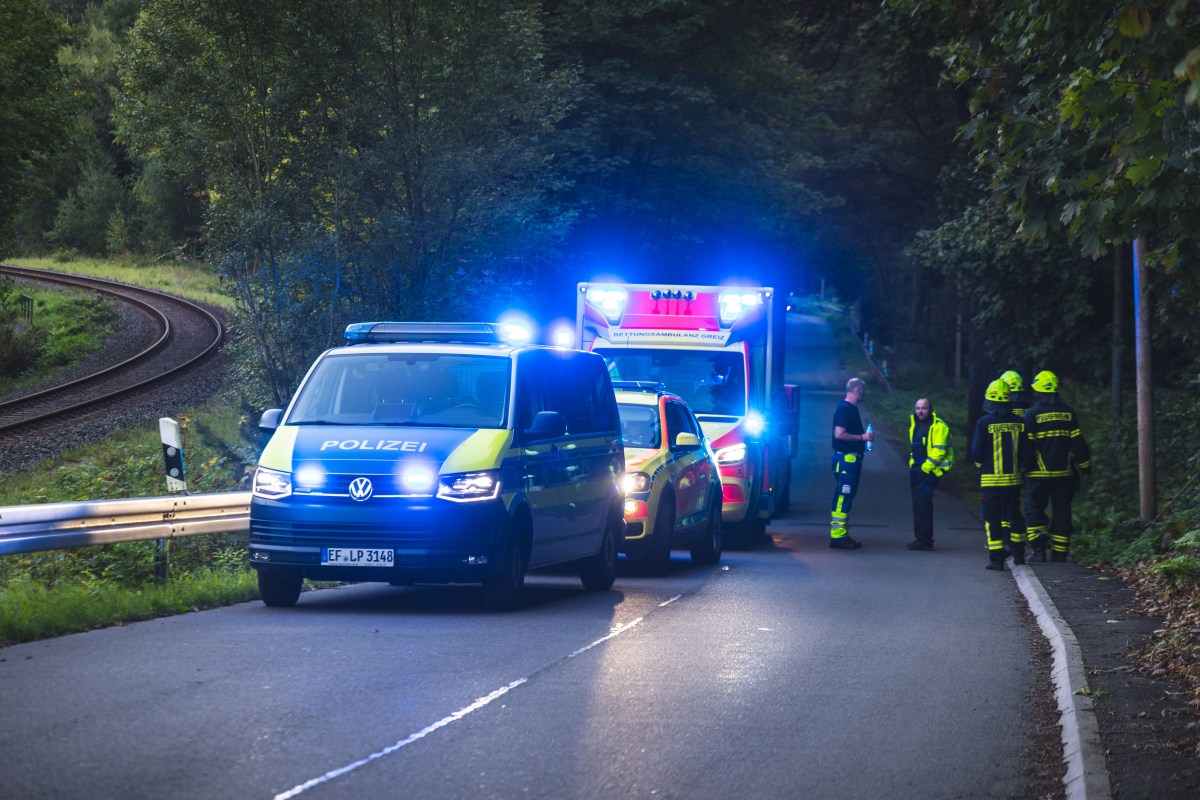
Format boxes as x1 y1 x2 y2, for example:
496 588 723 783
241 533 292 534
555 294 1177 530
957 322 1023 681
1025 562 1200 799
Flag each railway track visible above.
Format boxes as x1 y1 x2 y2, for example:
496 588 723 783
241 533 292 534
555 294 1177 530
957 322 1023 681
0 265 225 436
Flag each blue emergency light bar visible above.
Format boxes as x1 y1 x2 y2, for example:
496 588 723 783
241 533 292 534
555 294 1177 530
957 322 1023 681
611 380 669 394
344 322 507 345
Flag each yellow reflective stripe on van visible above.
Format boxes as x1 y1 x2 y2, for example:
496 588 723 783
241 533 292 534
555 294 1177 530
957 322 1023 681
259 426 299 471
440 429 513 473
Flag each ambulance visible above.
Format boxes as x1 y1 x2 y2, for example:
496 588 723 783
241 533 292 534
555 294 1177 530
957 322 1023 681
248 322 626 611
577 283 797 542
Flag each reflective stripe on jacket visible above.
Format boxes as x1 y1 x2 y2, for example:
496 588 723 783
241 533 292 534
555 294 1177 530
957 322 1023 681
1023 398 1091 479
971 411 1026 488
909 412 954 475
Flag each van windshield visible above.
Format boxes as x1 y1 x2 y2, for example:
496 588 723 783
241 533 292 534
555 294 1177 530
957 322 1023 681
288 352 510 428
596 348 746 416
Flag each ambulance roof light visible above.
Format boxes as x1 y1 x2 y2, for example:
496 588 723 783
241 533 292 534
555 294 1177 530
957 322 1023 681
344 322 505 345
585 287 627 323
718 291 763 326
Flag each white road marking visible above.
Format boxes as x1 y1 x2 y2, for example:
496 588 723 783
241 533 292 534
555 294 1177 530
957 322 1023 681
273 615 650 798
568 617 643 658
659 594 682 607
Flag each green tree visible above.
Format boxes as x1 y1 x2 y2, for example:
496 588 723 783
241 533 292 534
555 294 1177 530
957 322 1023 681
0 0 73 256
543 0 838 285
119 0 578 403
894 0 1200 352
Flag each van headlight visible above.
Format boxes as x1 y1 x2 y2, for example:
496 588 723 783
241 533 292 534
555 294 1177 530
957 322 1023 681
715 444 747 465
437 470 501 502
252 467 293 499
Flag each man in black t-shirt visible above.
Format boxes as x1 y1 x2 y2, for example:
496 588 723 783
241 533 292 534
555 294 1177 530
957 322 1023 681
830 377 874 549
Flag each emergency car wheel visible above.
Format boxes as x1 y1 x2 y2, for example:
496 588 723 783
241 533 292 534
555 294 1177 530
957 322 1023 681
643 496 674 576
482 535 526 612
579 514 619 591
690 493 723 566
258 571 302 607
776 463 792 514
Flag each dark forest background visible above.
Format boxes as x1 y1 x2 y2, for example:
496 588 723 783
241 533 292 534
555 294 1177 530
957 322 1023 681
4 0 1200 414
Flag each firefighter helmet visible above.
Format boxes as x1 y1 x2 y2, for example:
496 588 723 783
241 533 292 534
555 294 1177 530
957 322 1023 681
1000 370 1023 392
1031 370 1059 393
985 379 1010 403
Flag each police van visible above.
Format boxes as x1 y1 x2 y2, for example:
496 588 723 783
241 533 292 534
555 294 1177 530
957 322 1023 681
249 322 626 611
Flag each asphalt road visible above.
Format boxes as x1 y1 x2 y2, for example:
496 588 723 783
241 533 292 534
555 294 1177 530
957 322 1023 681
0 313 1039 800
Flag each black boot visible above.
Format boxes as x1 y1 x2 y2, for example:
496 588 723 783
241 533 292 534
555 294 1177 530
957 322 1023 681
830 536 863 550
1029 543 1047 563
1050 550 1067 562
1010 542 1026 566
985 553 1007 571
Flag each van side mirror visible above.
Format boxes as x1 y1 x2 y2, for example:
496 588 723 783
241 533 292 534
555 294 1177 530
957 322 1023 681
259 408 283 431
525 410 567 440
674 432 700 450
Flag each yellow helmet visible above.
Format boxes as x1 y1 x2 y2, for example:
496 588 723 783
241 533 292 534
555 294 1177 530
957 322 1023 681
1031 370 1059 393
985 379 1010 403
999 370 1023 392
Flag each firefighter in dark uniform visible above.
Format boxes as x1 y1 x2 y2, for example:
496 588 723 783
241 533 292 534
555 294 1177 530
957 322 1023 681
907 397 954 551
1024 370 1091 562
971 379 1028 570
1000 370 1028 419
999 370 1028 549
830 377 873 549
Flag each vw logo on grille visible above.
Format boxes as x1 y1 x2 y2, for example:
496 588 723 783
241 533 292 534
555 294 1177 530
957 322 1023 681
348 477 374 502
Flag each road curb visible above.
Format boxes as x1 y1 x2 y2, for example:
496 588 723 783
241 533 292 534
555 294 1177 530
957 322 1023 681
1010 563 1113 800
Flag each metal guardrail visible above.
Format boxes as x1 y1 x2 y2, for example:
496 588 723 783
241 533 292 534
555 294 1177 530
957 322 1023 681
0 492 251 556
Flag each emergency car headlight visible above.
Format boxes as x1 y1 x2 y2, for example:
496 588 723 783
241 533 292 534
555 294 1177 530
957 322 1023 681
715 444 747 465
252 467 292 499
623 472 650 494
437 470 501 502
744 410 766 437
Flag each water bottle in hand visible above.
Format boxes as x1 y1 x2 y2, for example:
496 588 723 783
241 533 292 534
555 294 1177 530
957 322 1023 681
865 423 873 452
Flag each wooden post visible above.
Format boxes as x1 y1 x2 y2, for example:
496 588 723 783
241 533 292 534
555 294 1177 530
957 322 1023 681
1112 248 1124 424
1133 237 1156 521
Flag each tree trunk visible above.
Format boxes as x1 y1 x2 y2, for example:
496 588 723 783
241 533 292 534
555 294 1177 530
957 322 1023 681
1111 246 1124 425
1133 237 1156 523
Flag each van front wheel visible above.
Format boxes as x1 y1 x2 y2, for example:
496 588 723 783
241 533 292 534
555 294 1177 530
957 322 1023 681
258 571 302 607
580 516 619 591
483 536 526 612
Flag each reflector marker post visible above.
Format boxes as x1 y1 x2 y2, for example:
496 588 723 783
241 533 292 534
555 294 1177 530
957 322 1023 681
159 417 187 493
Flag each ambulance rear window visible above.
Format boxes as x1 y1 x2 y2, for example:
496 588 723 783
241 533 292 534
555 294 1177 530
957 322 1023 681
288 352 510 428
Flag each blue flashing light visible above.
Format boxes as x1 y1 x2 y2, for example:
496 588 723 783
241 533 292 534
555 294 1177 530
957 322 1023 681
344 322 382 343
343 322 505 345
718 291 764 327
744 410 766 437
551 326 575 349
499 322 532 345
586 287 628 323
496 311 535 345
294 464 326 489
400 465 436 494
